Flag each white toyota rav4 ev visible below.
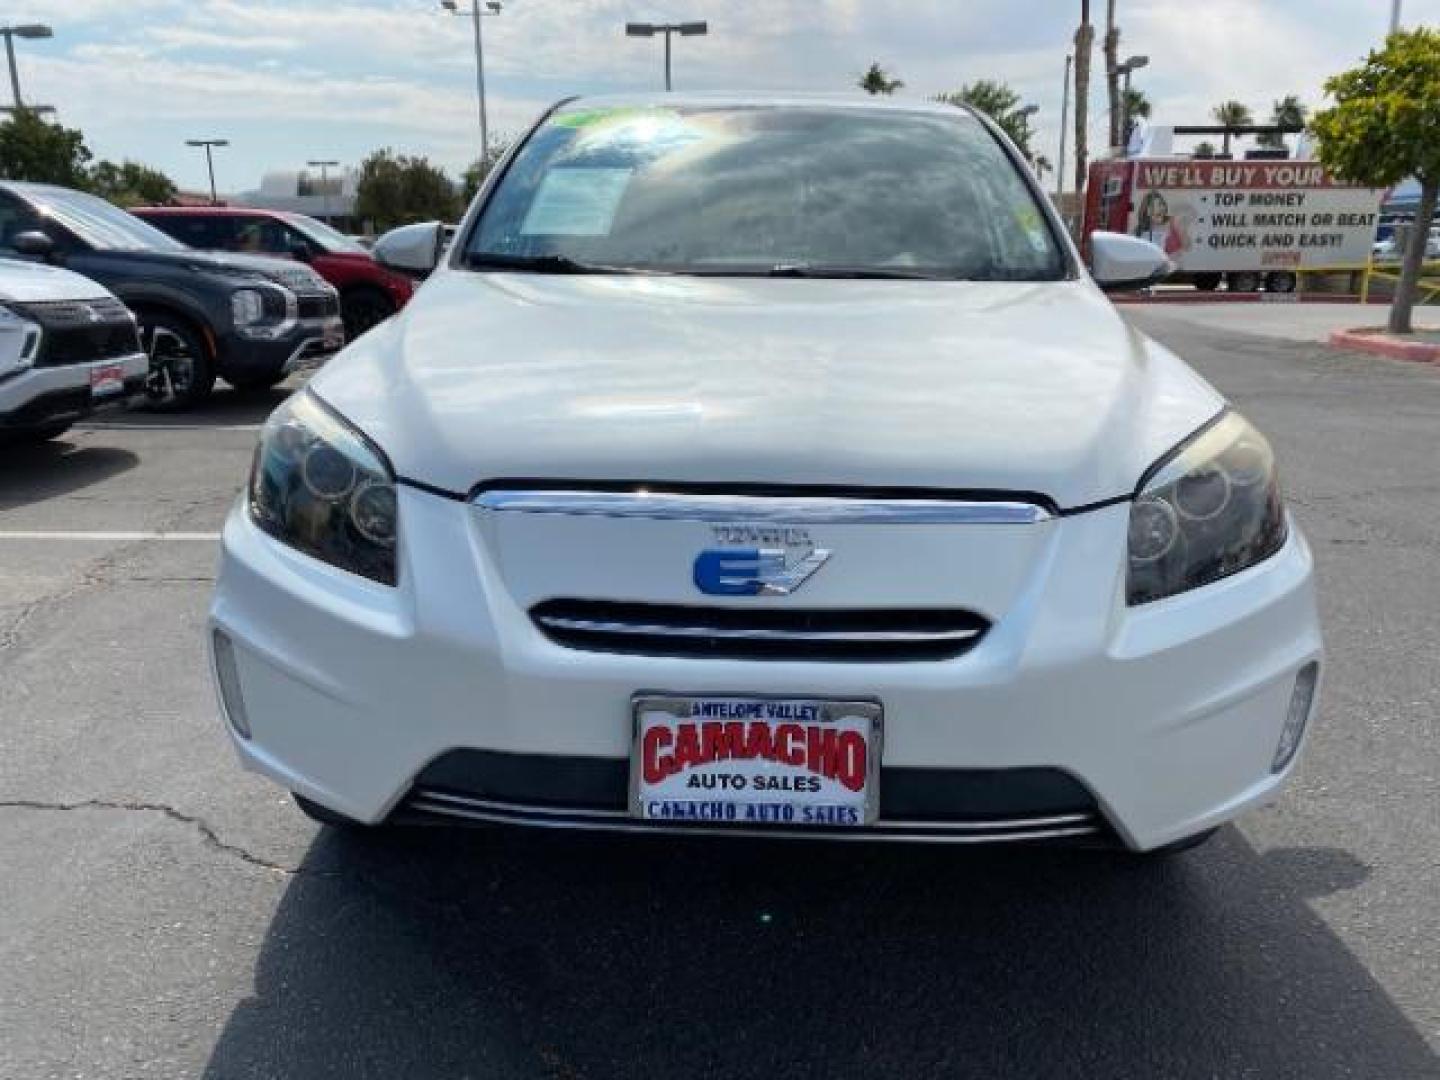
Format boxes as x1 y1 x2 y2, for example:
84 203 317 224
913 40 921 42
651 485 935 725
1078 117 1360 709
208 96 1322 855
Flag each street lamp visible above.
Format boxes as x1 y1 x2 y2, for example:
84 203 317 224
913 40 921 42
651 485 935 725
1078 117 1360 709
1058 54 1073 198
0 23 53 116
307 159 340 224
186 139 229 205
1391 0 1403 34
441 0 502 166
1118 54 1149 149
625 21 707 92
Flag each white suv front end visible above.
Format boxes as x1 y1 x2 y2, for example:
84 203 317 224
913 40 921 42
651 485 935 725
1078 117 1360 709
208 97 1321 853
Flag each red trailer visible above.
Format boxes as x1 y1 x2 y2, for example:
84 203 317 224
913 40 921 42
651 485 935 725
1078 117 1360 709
1082 158 1384 293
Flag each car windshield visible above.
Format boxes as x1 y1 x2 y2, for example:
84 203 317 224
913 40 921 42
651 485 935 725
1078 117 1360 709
27 186 188 252
466 104 1066 280
285 212 367 254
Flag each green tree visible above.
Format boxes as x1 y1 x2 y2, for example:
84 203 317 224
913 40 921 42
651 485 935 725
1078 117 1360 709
461 139 511 201
0 110 91 187
88 160 177 207
1193 140 1218 158
354 148 459 232
1312 28 1440 333
935 80 1037 161
1211 99 1254 155
1122 86 1151 143
1257 94 1307 150
857 62 904 95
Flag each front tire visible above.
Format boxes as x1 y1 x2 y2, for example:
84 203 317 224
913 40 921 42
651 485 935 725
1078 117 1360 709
341 287 395 341
138 312 215 411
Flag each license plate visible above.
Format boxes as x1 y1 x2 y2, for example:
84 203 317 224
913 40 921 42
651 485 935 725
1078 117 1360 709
89 362 125 399
631 695 881 827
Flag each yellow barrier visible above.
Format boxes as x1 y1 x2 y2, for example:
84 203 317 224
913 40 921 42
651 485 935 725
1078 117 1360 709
1293 260 1440 304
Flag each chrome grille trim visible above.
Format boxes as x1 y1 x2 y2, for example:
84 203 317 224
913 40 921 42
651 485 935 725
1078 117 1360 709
475 489 1052 524
404 789 1104 843
533 614 984 646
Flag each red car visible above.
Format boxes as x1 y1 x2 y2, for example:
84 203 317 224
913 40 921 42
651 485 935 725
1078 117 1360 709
133 206 415 339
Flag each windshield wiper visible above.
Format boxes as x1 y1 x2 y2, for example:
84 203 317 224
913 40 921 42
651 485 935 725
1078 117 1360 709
463 252 653 275
764 263 947 280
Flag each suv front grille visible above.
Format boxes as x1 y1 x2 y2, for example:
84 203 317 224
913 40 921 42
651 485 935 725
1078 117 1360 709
15 298 142 368
530 600 989 662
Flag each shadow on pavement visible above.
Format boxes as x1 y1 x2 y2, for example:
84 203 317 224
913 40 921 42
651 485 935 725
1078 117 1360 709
202 825 1438 1079
83 384 295 429
0 438 138 510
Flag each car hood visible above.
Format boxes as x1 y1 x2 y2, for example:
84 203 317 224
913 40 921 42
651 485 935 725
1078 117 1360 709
104 248 330 292
310 272 1224 509
0 257 117 303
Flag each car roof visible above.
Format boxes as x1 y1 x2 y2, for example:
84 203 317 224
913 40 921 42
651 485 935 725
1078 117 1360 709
556 92 980 121
132 206 289 217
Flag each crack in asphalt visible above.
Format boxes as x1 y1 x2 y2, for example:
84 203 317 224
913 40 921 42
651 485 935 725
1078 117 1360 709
0 799 308 876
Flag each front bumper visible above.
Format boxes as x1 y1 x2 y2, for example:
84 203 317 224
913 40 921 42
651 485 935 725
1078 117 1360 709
208 488 1323 851
221 311 344 381
0 351 148 429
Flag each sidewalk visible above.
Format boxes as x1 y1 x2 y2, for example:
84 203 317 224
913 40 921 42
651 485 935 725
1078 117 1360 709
1119 302 1383 344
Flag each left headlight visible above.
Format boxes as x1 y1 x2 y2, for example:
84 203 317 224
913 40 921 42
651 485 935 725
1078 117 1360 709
1127 411 1287 605
248 391 398 585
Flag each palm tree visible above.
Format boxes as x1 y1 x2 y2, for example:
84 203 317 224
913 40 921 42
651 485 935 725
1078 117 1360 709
935 81 1036 162
1212 100 1254 156
1074 0 1094 192
1258 95 1307 150
858 63 904 95
1122 86 1151 143
1103 0 1122 148
1193 141 1218 158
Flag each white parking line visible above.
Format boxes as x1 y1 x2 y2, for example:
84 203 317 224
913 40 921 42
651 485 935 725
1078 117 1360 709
0 531 221 541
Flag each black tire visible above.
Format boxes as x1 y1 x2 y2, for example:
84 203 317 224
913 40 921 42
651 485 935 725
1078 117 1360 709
1226 272 1261 294
1264 271 1298 294
1139 827 1219 859
293 793 368 830
137 311 216 411
0 421 72 446
226 370 287 395
341 287 395 341
1192 272 1222 292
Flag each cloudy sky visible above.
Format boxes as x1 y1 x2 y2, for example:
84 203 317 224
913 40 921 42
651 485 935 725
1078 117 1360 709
15 0 1438 194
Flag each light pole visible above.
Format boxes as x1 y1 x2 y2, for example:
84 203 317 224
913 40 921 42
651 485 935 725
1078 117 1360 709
307 159 339 223
1391 0 1403 33
186 139 229 205
625 21 707 92
441 0 501 162
1118 54 1149 150
0 23 53 116
1058 54 1072 198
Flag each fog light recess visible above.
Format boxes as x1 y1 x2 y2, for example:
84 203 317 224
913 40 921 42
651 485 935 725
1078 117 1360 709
212 629 252 739
1271 661 1319 773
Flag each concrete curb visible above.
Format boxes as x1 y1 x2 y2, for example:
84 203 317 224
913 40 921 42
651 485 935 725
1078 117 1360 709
1328 328 1440 363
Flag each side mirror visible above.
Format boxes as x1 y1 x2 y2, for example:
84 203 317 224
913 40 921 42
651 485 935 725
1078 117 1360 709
1088 231 1172 291
373 221 443 277
12 230 54 259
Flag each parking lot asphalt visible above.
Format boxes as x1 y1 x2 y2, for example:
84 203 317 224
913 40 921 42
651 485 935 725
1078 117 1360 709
2 309 1439 1079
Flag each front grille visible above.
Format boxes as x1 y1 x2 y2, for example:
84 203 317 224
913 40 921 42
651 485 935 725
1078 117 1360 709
396 751 1109 844
15 298 142 368
297 293 339 320
530 599 989 662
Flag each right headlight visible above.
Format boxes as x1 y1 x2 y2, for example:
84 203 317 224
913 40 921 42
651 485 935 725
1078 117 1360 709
1127 411 1287 605
248 391 398 585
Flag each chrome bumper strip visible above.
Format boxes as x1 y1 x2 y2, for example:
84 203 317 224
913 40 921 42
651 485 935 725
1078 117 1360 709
533 614 985 646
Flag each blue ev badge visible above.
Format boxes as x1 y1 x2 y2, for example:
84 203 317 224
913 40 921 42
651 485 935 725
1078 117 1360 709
693 526 831 596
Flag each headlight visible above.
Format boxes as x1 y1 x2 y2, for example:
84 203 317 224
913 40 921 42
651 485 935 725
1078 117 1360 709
248 391 398 585
1127 411 1287 605
231 289 264 327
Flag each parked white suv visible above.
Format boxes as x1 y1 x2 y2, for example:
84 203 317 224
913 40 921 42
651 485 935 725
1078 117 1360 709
0 257 146 443
210 96 1322 855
